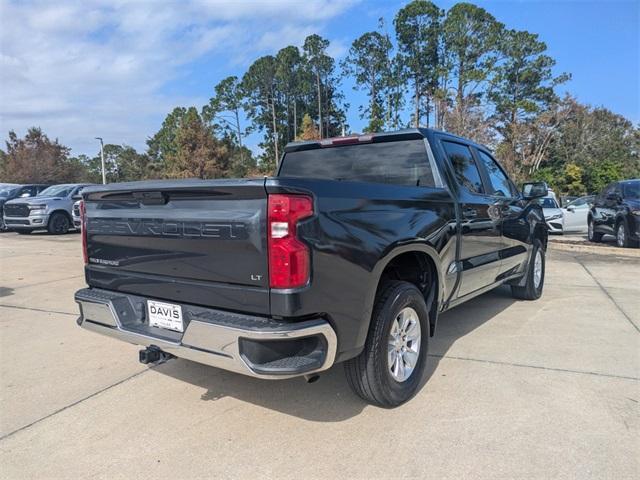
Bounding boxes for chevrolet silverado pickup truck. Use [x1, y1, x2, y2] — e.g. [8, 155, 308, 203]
[75, 129, 549, 407]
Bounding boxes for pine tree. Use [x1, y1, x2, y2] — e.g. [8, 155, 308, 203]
[296, 114, 320, 141]
[169, 108, 229, 179]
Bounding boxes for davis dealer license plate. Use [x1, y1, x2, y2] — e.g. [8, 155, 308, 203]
[147, 300, 184, 332]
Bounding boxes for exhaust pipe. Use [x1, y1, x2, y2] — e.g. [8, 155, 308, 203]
[304, 374, 320, 384]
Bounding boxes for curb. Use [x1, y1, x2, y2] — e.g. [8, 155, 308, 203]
[548, 240, 640, 258]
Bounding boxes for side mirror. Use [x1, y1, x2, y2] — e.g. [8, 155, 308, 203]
[522, 182, 548, 200]
[605, 193, 620, 203]
[567, 206, 575, 213]
[72, 194, 82, 201]
[19, 192, 32, 198]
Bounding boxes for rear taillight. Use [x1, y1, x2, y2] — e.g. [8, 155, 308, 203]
[267, 194, 313, 289]
[80, 200, 88, 264]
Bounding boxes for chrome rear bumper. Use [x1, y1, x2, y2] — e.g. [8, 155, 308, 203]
[75, 288, 337, 379]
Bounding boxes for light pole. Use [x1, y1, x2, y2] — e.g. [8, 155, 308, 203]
[95, 137, 106, 184]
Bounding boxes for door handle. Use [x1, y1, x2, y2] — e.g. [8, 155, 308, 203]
[463, 208, 478, 219]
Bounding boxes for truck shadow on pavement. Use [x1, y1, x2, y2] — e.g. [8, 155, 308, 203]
[154, 286, 516, 422]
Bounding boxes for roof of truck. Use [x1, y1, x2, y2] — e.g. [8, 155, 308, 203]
[284, 128, 490, 153]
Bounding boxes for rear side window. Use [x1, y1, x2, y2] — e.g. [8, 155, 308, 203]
[442, 141, 484, 194]
[567, 197, 588, 207]
[279, 140, 434, 187]
[624, 181, 640, 199]
[475, 150, 515, 197]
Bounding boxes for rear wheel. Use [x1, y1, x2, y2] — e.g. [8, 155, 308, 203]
[344, 281, 430, 408]
[511, 239, 545, 300]
[47, 212, 70, 234]
[588, 219, 603, 242]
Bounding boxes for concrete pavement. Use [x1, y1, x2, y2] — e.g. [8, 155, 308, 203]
[0, 232, 638, 479]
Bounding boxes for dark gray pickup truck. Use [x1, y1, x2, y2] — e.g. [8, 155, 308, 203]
[75, 129, 548, 407]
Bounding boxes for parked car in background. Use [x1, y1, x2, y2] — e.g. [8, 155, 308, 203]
[0, 184, 50, 231]
[72, 200, 82, 229]
[536, 195, 563, 233]
[3, 183, 92, 234]
[588, 179, 640, 248]
[561, 195, 595, 233]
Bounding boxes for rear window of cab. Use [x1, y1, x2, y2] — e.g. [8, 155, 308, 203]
[279, 140, 435, 188]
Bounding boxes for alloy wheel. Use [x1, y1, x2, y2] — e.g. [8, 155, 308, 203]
[533, 250, 543, 289]
[617, 224, 625, 247]
[388, 307, 421, 382]
[53, 215, 69, 233]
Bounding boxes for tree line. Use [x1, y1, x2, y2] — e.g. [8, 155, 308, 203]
[1, 0, 638, 195]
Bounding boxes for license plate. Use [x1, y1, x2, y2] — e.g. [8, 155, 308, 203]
[147, 300, 183, 332]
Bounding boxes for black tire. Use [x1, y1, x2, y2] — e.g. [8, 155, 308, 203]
[344, 281, 430, 408]
[511, 239, 545, 300]
[588, 218, 603, 243]
[47, 212, 70, 234]
[616, 221, 639, 248]
[16, 229, 32, 235]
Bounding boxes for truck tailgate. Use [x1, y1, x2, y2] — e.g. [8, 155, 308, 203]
[83, 179, 269, 315]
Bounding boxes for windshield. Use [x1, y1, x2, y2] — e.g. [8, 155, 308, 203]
[535, 197, 559, 208]
[37, 185, 75, 197]
[0, 187, 18, 197]
[623, 181, 640, 199]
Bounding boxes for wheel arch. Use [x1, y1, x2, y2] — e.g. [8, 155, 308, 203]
[367, 244, 444, 339]
[49, 209, 73, 223]
[533, 222, 548, 250]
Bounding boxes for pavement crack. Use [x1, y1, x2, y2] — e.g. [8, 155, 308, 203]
[573, 256, 640, 333]
[10, 275, 84, 290]
[0, 369, 151, 442]
[0, 304, 77, 317]
[428, 353, 640, 381]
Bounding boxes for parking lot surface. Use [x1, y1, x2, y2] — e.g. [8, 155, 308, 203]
[0, 232, 638, 479]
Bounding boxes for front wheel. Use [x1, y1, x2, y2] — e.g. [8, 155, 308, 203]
[47, 212, 70, 234]
[511, 239, 545, 300]
[616, 221, 639, 248]
[344, 281, 430, 408]
[588, 219, 603, 243]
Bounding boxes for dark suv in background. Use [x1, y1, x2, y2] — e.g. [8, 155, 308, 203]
[0, 184, 50, 231]
[588, 179, 640, 248]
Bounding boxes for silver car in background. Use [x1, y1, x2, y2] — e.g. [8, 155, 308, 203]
[3, 184, 92, 234]
[72, 200, 82, 229]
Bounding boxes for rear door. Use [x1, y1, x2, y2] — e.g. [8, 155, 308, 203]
[438, 138, 503, 298]
[473, 148, 529, 278]
[83, 179, 270, 314]
[563, 197, 590, 232]
[596, 183, 619, 234]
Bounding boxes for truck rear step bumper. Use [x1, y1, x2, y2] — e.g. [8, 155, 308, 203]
[75, 288, 337, 379]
